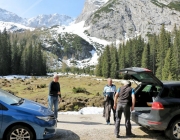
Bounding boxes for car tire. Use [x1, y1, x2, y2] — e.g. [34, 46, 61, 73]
[6, 125, 34, 140]
[170, 119, 180, 140]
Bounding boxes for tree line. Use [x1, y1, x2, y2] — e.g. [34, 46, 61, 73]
[96, 25, 180, 80]
[0, 29, 47, 76]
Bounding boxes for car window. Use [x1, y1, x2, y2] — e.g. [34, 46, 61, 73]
[161, 86, 180, 98]
[142, 85, 152, 92]
[132, 73, 153, 81]
[0, 89, 20, 105]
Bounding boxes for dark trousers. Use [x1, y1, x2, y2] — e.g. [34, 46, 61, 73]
[114, 103, 132, 135]
[104, 98, 116, 122]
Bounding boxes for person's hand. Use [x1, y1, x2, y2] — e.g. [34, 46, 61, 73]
[59, 98, 61, 103]
[113, 104, 117, 110]
[131, 106, 134, 111]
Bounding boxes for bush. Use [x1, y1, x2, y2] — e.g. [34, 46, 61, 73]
[72, 87, 87, 94]
[74, 105, 79, 111]
[40, 84, 46, 88]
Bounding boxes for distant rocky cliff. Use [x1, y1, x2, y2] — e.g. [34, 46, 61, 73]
[76, 0, 108, 23]
[77, 0, 180, 41]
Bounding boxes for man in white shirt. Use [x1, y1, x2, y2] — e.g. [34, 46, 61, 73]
[103, 78, 116, 125]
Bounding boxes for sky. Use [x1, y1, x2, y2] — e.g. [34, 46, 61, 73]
[0, 0, 85, 18]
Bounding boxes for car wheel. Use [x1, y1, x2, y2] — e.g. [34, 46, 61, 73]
[6, 125, 34, 140]
[170, 120, 180, 140]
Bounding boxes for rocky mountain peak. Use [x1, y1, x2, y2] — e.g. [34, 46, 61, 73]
[0, 8, 74, 28]
[26, 14, 74, 28]
[0, 8, 24, 23]
[75, 0, 109, 23]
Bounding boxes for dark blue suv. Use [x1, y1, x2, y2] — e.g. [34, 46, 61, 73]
[0, 88, 56, 140]
[120, 67, 180, 140]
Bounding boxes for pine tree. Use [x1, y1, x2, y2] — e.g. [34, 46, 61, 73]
[133, 36, 144, 67]
[96, 55, 103, 76]
[110, 45, 118, 78]
[141, 43, 150, 69]
[149, 35, 158, 74]
[102, 45, 111, 78]
[11, 40, 19, 74]
[118, 43, 125, 70]
[156, 25, 171, 79]
[172, 25, 180, 80]
[0, 29, 11, 75]
[162, 48, 175, 80]
[20, 47, 28, 74]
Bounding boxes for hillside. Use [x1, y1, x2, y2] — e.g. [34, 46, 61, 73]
[1, 0, 180, 70]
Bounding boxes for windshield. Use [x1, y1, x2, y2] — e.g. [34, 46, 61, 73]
[0, 89, 21, 105]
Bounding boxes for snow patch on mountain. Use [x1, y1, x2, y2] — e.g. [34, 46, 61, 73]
[88, 0, 109, 7]
[26, 14, 74, 28]
[48, 21, 111, 68]
[0, 21, 34, 32]
[56, 21, 111, 46]
[0, 8, 24, 23]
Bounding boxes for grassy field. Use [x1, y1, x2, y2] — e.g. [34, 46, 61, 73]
[0, 75, 133, 111]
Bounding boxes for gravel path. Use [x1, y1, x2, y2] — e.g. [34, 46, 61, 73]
[51, 114, 169, 140]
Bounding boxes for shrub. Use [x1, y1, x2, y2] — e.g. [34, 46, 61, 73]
[72, 87, 87, 94]
[40, 84, 46, 88]
[74, 105, 79, 111]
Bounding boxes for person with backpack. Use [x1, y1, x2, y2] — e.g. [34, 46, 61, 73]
[114, 81, 136, 138]
[103, 78, 116, 125]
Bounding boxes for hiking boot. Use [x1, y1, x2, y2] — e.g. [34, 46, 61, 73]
[126, 133, 136, 137]
[115, 134, 120, 138]
[106, 122, 110, 125]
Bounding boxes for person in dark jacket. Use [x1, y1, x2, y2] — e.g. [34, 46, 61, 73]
[103, 78, 116, 125]
[48, 74, 61, 119]
[114, 81, 136, 138]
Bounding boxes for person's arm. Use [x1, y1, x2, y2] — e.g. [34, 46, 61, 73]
[131, 89, 136, 111]
[103, 86, 106, 97]
[114, 85, 117, 95]
[113, 92, 119, 110]
[113, 88, 120, 110]
[58, 83, 61, 99]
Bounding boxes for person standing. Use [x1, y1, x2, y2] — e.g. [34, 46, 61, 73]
[48, 74, 61, 119]
[114, 81, 136, 138]
[103, 78, 116, 125]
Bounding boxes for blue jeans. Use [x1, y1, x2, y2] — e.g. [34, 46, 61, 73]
[48, 96, 59, 118]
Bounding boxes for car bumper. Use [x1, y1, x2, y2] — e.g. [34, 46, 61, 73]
[131, 111, 167, 130]
[32, 120, 57, 140]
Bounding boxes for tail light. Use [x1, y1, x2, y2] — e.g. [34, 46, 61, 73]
[152, 102, 164, 110]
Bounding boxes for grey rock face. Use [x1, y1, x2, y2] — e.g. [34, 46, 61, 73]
[76, 0, 108, 23]
[83, 0, 180, 41]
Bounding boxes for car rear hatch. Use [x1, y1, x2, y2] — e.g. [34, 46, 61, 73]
[119, 67, 163, 86]
[119, 67, 163, 125]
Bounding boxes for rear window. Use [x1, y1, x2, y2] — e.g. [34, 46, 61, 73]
[161, 86, 180, 98]
[132, 73, 153, 81]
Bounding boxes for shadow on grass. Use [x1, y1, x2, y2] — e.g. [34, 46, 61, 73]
[50, 129, 80, 140]
[58, 121, 102, 125]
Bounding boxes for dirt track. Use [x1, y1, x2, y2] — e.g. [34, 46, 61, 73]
[51, 114, 169, 140]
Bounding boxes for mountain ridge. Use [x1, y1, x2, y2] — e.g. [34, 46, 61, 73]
[0, 8, 74, 28]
